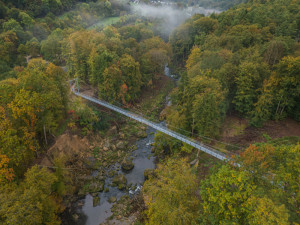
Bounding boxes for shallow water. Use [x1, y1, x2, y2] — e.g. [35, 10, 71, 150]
[77, 126, 156, 225]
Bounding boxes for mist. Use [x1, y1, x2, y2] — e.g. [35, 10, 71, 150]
[131, 3, 221, 38]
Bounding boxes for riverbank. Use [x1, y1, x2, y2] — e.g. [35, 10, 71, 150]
[55, 72, 174, 224]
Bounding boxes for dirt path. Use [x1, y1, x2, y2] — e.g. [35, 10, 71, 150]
[221, 115, 300, 149]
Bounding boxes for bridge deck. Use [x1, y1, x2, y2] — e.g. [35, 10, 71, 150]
[75, 92, 229, 161]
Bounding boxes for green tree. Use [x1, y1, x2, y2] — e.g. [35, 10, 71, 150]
[251, 56, 300, 124]
[200, 165, 255, 224]
[0, 105, 36, 176]
[88, 44, 117, 86]
[238, 143, 300, 223]
[0, 166, 61, 225]
[0, 31, 19, 66]
[18, 11, 34, 29]
[233, 61, 269, 115]
[41, 28, 65, 64]
[272, 56, 300, 120]
[120, 54, 142, 102]
[188, 76, 226, 137]
[99, 64, 123, 102]
[65, 30, 103, 82]
[144, 158, 199, 225]
[25, 38, 40, 57]
[200, 165, 289, 224]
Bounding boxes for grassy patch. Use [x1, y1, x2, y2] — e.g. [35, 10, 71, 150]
[87, 17, 121, 30]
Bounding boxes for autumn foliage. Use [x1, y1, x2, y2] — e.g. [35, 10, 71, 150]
[0, 154, 14, 184]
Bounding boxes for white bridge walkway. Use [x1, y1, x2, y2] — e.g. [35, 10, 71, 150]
[74, 90, 229, 161]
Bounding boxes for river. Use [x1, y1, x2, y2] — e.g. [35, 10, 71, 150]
[69, 61, 180, 225]
[75, 123, 156, 225]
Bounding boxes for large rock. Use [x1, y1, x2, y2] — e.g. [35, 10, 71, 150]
[144, 169, 154, 180]
[137, 130, 147, 138]
[108, 196, 117, 203]
[97, 171, 105, 181]
[108, 170, 117, 178]
[88, 180, 105, 193]
[121, 158, 134, 171]
[72, 214, 79, 222]
[93, 196, 100, 207]
[112, 174, 127, 190]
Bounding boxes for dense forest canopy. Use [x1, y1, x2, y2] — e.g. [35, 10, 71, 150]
[168, 0, 300, 141]
[150, 0, 300, 223]
[0, 0, 129, 80]
[0, 0, 299, 224]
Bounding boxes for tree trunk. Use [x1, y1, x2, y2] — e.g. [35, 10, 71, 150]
[192, 117, 195, 137]
[44, 124, 48, 145]
[275, 95, 282, 115]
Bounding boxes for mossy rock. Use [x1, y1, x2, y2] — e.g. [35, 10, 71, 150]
[108, 196, 117, 203]
[72, 214, 79, 222]
[144, 169, 154, 180]
[121, 158, 134, 171]
[108, 170, 117, 178]
[97, 175, 105, 181]
[88, 180, 105, 193]
[104, 187, 109, 193]
[137, 130, 147, 138]
[112, 174, 127, 190]
[131, 145, 138, 151]
[93, 196, 100, 207]
[90, 192, 98, 197]
[118, 183, 126, 190]
[77, 188, 86, 197]
[131, 184, 137, 191]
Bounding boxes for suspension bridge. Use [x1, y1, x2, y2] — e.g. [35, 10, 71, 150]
[69, 79, 231, 161]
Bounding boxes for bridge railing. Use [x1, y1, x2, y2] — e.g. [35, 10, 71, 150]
[74, 91, 229, 161]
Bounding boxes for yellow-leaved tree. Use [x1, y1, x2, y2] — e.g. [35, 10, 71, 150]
[143, 158, 199, 225]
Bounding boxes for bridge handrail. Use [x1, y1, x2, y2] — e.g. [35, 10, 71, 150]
[74, 92, 229, 161]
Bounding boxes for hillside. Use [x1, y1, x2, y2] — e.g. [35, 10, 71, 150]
[0, 0, 299, 224]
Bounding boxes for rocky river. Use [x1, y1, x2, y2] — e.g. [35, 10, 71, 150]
[75, 126, 156, 225]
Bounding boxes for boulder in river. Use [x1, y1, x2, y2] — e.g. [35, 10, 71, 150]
[108, 170, 117, 178]
[90, 192, 98, 197]
[108, 196, 117, 203]
[136, 130, 147, 138]
[88, 180, 105, 193]
[97, 174, 105, 181]
[93, 196, 100, 207]
[121, 158, 134, 171]
[112, 174, 127, 190]
[72, 214, 79, 222]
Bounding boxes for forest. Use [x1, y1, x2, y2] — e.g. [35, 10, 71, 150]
[0, 0, 299, 224]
